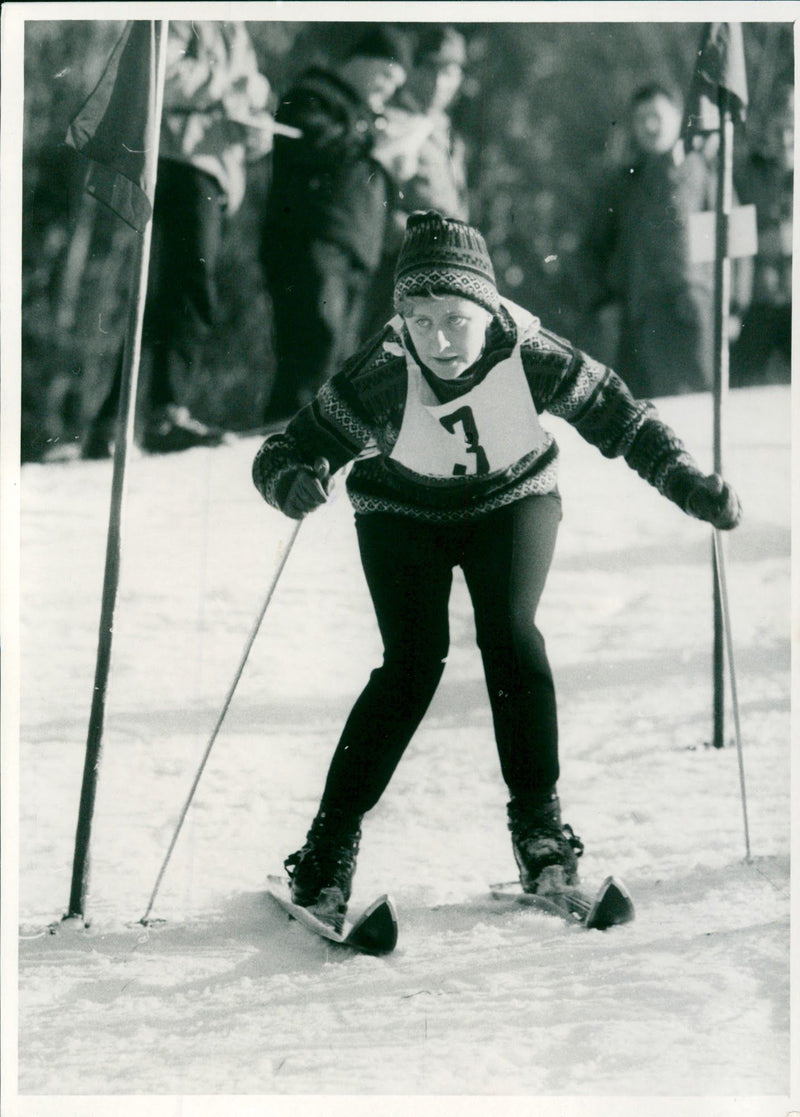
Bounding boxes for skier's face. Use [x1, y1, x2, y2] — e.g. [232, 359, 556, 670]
[403, 295, 493, 379]
[631, 94, 682, 156]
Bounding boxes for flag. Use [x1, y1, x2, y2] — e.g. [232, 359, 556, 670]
[66, 22, 159, 233]
[683, 22, 749, 143]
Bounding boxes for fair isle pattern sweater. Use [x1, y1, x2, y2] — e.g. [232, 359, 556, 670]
[252, 300, 705, 523]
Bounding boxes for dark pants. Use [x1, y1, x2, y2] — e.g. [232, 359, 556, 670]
[358, 249, 398, 344]
[319, 494, 563, 818]
[730, 303, 791, 386]
[96, 160, 224, 424]
[264, 239, 370, 421]
[618, 288, 713, 398]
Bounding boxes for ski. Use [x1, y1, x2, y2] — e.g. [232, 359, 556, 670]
[266, 876, 398, 956]
[490, 874, 635, 930]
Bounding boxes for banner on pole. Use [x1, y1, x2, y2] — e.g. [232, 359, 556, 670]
[683, 22, 749, 142]
[688, 205, 757, 264]
[65, 21, 159, 233]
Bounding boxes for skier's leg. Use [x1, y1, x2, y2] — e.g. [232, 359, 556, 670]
[320, 512, 454, 817]
[461, 493, 582, 892]
[461, 493, 561, 799]
[286, 513, 453, 921]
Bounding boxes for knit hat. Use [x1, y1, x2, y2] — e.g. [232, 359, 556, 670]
[393, 211, 500, 314]
[347, 27, 412, 73]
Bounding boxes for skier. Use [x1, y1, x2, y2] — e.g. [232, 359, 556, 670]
[252, 210, 741, 932]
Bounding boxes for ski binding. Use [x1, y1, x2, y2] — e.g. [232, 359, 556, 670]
[490, 874, 634, 930]
[266, 875, 398, 955]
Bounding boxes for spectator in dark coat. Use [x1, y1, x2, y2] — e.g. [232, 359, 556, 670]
[578, 83, 746, 398]
[261, 28, 410, 424]
[731, 85, 793, 386]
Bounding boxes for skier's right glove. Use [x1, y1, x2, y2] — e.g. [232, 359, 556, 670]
[280, 458, 332, 519]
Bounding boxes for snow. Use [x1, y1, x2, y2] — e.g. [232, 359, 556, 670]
[7, 385, 795, 1115]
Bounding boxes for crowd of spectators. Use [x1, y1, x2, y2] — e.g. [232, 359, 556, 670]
[69, 22, 791, 459]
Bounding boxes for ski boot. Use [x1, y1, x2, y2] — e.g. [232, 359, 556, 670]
[141, 405, 225, 454]
[284, 807, 362, 933]
[508, 792, 584, 896]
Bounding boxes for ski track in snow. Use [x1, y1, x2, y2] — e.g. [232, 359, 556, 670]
[11, 387, 793, 1111]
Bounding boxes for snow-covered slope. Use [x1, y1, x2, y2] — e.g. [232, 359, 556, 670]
[11, 387, 793, 1109]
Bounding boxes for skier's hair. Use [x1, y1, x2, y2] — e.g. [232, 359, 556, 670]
[396, 287, 449, 314]
[395, 287, 495, 320]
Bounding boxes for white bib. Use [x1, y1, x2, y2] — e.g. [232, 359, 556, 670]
[389, 300, 547, 479]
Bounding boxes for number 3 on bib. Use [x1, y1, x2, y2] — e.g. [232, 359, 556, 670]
[439, 406, 490, 476]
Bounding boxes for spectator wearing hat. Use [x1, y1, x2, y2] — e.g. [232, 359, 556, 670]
[260, 28, 411, 425]
[361, 26, 470, 338]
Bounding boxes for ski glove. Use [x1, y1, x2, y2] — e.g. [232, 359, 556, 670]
[281, 458, 332, 519]
[674, 469, 742, 530]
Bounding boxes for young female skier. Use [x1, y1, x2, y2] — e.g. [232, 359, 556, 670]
[253, 211, 741, 931]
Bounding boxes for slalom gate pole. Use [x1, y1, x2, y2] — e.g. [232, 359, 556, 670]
[139, 519, 304, 925]
[712, 527, 751, 862]
[66, 22, 169, 922]
[711, 87, 735, 750]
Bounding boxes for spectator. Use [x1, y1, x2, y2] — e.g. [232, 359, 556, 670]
[361, 25, 470, 337]
[732, 84, 793, 386]
[83, 20, 273, 459]
[260, 28, 410, 425]
[577, 83, 747, 398]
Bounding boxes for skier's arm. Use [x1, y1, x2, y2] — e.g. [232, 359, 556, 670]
[523, 335, 741, 530]
[253, 368, 382, 518]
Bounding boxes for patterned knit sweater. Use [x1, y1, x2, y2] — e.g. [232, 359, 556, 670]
[252, 301, 705, 523]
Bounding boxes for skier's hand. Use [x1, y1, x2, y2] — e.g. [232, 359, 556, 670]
[685, 472, 742, 530]
[281, 458, 332, 519]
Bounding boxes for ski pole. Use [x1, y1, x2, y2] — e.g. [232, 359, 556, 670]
[712, 527, 751, 862]
[140, 519, 303, 924]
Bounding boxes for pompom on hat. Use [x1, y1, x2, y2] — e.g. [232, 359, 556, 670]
[393, 211, 500, 315]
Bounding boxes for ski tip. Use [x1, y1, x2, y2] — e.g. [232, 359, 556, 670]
[266, 879, 398, 956]
[346, 894, 398, 956]
[586, 876, 635, 930]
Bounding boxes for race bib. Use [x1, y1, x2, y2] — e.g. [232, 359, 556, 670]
[390, 304, 546, 478]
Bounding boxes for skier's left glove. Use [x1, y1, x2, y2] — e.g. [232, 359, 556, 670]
[680, 471, 742, 530]
[280, 458, 332, 519]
